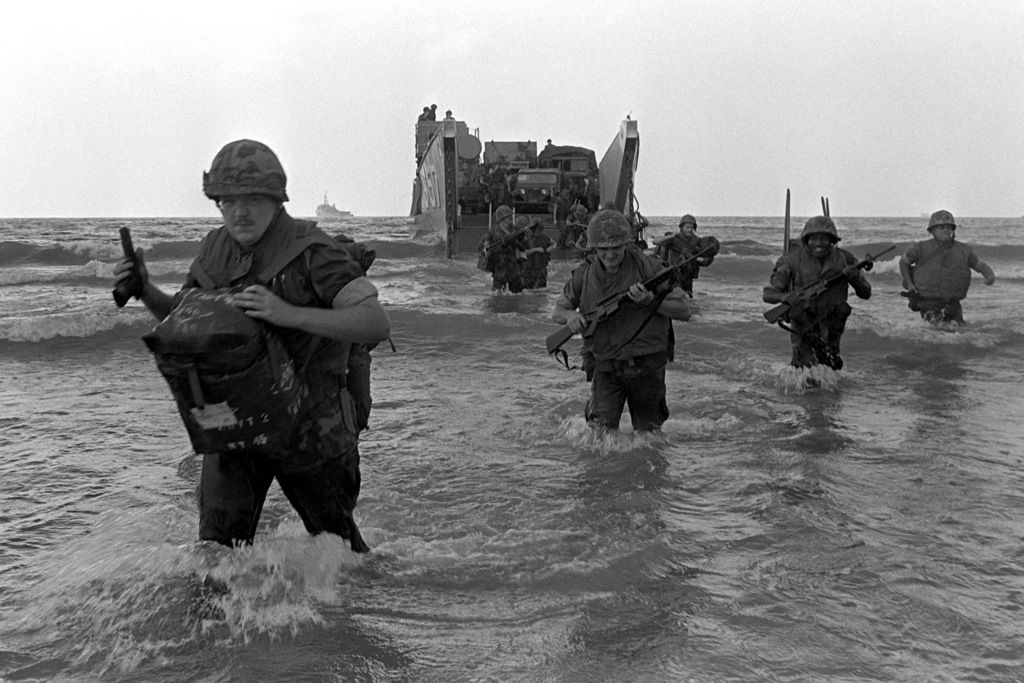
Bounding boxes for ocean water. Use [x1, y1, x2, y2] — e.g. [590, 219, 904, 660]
[1, 214, 1023, 682]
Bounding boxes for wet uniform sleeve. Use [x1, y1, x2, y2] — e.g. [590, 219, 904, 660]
[903, 243, 921, 265]
[306, 241, 364, 307]
[556, 269, 583, 311]
[966, 246, 980, 269]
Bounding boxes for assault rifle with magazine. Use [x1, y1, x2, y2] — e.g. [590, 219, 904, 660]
[763, 245, 895, 324]
[483, 219, 535, 256]
[546, 246, 713, 359]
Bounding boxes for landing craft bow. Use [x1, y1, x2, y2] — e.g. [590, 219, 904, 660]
[598, 119, 639, 214]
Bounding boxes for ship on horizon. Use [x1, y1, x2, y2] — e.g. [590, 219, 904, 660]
[316, 193, 352, 220]
[409, 113, 641, 258]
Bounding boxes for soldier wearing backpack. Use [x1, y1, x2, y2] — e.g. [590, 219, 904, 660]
[113, 139, 390, 553]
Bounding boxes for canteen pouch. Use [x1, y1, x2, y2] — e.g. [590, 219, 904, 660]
[143, 288, 311, 456]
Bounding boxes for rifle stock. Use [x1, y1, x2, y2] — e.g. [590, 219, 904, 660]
[545, 325, 576, 355]
[762, 245, 895, 324]
[546, 245, 712, 357]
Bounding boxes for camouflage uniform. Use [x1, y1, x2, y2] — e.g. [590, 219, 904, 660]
[193, 140, 371, 551]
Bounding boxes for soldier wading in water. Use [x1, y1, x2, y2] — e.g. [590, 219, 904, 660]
[113, 139, 390, 552]
[552, 209, 691, 432]
[762, 215, 872, 371]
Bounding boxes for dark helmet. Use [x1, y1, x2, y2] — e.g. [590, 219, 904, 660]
[928, 209, 956, 231]
[514, 215, 532, 230]
[586, 209, 633, 248]
[573, 204, 588, 217]
[203, 140, 288, 202]
[495, 205, 514, 221]
[800, 215, 840, 244]
[678, 213, 697, 229]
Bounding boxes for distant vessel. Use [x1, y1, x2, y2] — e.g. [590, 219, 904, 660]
[315, 193, 352, 220]
[410, 115, 640, 258]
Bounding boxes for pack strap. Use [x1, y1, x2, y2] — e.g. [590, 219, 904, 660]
[189, 261, 218, 289]
[255, 234, 336, 286]
[254, 230, 337, 373]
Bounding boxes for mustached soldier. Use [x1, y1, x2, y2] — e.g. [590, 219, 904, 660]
[113, 139, 390, 552]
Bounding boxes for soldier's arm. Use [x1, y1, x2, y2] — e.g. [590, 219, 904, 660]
[975, 260, 996, 285]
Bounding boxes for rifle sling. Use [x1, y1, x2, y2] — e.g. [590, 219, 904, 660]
[554, 347, 575, 371]
[608, 286, 673, 357]
[604, 249, 711, 354]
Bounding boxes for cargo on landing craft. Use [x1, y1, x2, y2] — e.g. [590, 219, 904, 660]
[410, 113, 641, 259]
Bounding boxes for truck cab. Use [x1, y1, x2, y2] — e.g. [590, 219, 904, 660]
[511, 168, 560, 214]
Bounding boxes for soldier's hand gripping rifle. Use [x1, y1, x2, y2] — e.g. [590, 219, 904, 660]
[762, 245, 895, 324]
[483, 219, 536, 257]
[546, 246, 713, 360]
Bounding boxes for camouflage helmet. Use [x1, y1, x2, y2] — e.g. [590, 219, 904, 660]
[495, 205, 514, 221]
[800, 215, 840, 243]
[573, 204, 588, 217]
[678, 213, 698, 229]
[586, 209, 633, 248]
[927, 209, 956, 231]
[203, 139, 288, 202]
[514, 215, 532, 230]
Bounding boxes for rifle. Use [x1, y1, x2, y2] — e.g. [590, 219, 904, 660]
[483, 220, 534, 257]
[112, 227, 144, 307]
[762, 245, 895, 324]
[546, 246, 712, 357]
[783, 189, 791, 256]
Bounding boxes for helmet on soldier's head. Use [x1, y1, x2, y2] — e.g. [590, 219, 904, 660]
[573, 204, 588, 217]
[514, 215, 531, 229]
[678, 214, 697, 229]
[800, 215, 840, 244]
[495, 205, 514, 221]
[927, 210, 956, 231]
[586, 209, 633, 248]
[203, 140, 288, 202]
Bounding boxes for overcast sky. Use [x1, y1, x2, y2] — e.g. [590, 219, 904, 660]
[3, 0, 1022, 218]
